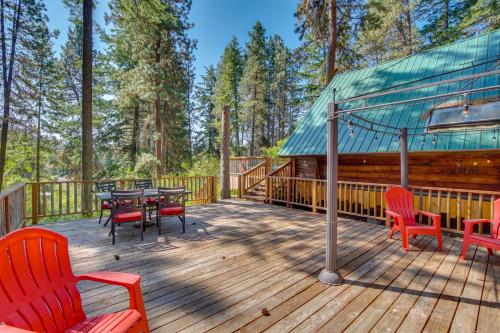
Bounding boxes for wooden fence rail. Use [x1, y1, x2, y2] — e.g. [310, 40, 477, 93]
[0, 183, 26, 236]
[266, 176, 499, 235]
[27, 176, 217, 224]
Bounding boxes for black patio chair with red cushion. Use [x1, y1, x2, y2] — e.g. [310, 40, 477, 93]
[110, 189, 145, 245]
[96, 180, 116, 226]
[134, 178, 156, 220]
[156, 187, 186, 235]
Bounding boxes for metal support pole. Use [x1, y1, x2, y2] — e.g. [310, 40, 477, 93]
[400, 128, 408, 189]
[319, 100, 344, 286]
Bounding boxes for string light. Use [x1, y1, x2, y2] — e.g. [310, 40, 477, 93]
[432, 135, 437, 145]
[462, 93, 469, 119]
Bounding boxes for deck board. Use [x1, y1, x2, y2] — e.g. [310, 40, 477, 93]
[41, 199, 500, 333]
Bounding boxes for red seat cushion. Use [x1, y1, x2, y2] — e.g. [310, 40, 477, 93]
[146, 197, 158, 204]
[159, 206, 184, 216]
[66, 309, 141, 333]
[112, 211, 142, 223]
[101, 201, 111, 209]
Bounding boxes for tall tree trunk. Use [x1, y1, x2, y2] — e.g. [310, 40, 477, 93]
[0, 0, 21, 190]
[154, 38, 163, 178]
[161, 101, 169, 174]
[81, 0, 93, 212]
[326, 0, 337, 83]
[404, 1, 412, 54]
[250, 107, 255, 156]
[131, 103, 139, 168]
[155, 97, 162, 177]
[36, 75, 42, 182]
[220, 105, 231, 199]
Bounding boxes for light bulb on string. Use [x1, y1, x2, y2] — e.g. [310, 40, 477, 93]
[462, 93, 469, 119]
[432, 135, 437, 145]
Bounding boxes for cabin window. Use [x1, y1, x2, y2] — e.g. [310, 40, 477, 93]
[427, 100, 500, 130]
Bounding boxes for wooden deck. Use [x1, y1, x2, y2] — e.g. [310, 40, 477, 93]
[43, 200, 499, 333]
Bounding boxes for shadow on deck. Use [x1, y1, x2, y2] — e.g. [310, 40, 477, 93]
[42, 199, 500, 333]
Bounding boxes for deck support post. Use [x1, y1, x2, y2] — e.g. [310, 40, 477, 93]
[400, 128, 408, 189]
[319, 99, 344, 286]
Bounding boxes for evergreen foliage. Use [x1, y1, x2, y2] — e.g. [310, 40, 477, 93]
[0, 0, 496, 187]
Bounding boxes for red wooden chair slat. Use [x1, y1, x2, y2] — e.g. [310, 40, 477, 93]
[385, 187, 443, 251]
[461, 198, 500, 259]
[0, 228, 149, 333]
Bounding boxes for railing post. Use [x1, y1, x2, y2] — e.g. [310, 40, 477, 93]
[4, 194, 10, 233]
[31, 183, 39, 225]
[211, 176, 217, 203]
[286, 177, 291, 208]
[312, 180, 317, 213]
[238, 175, 242, 199]
[269, 177, 274, 204]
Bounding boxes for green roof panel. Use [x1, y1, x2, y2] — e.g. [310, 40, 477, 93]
[279, 30, 500, 156]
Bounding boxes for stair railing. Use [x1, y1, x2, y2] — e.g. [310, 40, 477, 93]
[238, 160, 270, 198]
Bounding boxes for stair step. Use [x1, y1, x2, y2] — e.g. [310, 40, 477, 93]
[241, 194, 266, 202]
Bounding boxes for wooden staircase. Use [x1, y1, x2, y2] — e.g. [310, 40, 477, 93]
[237, 158, 291, 202]
[241, 182, 266, 201]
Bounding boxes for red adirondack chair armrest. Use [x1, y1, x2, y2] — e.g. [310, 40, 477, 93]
[385, 209, 404, 221]
[0, 324, 36, 332]
[416, 210, 441, 227]
[78, 272, 147, 316]
[463, 219, 490, 235]
[78, 271, 141, 287]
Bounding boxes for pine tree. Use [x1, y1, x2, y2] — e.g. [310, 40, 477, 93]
[294, 0, 365, 103]
[194, 66, 218, 156]
[214, 37, 244, 154]
[240, 21, 268, 155]
[268, 35, 301, 143]
[356, 0, 421, 65]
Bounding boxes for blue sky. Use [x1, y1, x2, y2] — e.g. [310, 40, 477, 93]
[44, 0, 301, 84]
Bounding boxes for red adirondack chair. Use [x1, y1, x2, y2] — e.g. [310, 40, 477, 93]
[0, 228, 149, 333]
[385, 187, 443, 251]
[461, 198, 500, 259]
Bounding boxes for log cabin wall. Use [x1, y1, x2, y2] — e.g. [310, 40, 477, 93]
[291, 150, 500, 192]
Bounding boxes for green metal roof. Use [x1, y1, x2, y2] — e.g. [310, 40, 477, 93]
[279, 30, 500, 156]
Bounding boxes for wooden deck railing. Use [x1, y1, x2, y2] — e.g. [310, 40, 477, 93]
[0, 183, 26, 235]
[27, 176, 217, 224]
[266, 176, 499, 235]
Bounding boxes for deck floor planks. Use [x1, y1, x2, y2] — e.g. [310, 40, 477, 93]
[342, 236, 443, 333]
[39, 199, 499, 333]
[450, 246, 489, 332]
[421, 243, 477, 333]
[187, 224, 394, 332]
[295, 238, 442, 333]
[395, 239, 463, 332]
[314, 236, 441, 332]
[476, 255, 500, 333]
[358, 237, 454, 332]
[148, 221, 389, 331]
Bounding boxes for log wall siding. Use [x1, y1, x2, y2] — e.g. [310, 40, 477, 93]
[292, 150, 500, 192]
